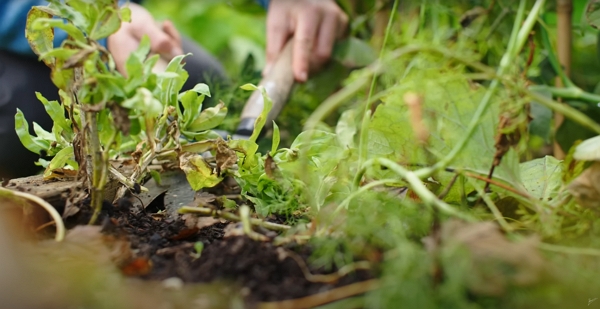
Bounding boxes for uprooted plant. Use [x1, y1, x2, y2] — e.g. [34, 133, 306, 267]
[19, 0, 231, 224]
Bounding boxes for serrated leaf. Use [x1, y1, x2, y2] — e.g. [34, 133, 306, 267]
[520, 156, 563, 202]
[180, 153, 223, 191]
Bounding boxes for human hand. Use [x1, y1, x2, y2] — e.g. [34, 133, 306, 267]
[265, 0, 348, 82]
[107, 3, 183, 74]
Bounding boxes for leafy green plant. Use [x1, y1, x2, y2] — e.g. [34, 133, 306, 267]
[20, 0, 229, 223]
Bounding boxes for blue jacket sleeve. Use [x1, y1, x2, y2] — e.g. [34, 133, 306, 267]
[256, 0, 269, 8]
[0, 0, 126, 57]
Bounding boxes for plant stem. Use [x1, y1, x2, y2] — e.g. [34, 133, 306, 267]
[87, 112, 106, 225]
[524, 89, 600, 134]
[467, 178, 513, 232]
[0, 187, 65, 242]
[357, 0, 400, 169]
[350, 158, 474, 221]
[179, 206, 291, 232]
[529, 85, 600, 104]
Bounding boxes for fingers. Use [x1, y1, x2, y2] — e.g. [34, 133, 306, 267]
[265, 5, 291, 76]
[161, 20, 182, 51]
[292, 9, 322, 82]
[141, 22, 183, 59]
[314, 13, 338, 67]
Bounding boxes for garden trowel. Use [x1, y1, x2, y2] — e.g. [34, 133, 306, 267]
[220, 39, 296, 140]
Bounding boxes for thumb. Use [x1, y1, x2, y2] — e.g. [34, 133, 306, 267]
[138, 23, 183, 59]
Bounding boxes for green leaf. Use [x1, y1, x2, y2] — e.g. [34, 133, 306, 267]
[271, 121, 280, 155]
[178, 83, 211, 127]
[218, 196, 238, 209]
[187, 102, 228, 132]
[122, 88, 163, 118]
[335, 109, 357, 149]
[90, 7, 122, 40]
[43, 146, 75, 179]
[159, 54, 190, 107]
[240, 84, 273, 143]
[15, 109, 47, 155]
[586, 0, 600, 29]
[332, 37, 377, 68]
[26, 7, 55, 67]
[180, 153, 223, 190]
[32, 18, 86, 42]
[520, 156, 563, 202]
[36, 92, 71, 134]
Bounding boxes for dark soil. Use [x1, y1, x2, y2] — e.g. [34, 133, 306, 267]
[82, 197, 372, 305]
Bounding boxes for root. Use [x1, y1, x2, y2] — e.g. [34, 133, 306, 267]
[0, 187, 65, 241]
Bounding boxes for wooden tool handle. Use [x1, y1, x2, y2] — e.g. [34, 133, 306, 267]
[236, 40, 295, 136]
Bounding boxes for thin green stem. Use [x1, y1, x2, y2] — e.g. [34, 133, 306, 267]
[351, 158, 474, 221]
[529, 85, 600, 104]
[524, 89, 600, 134]
[358, 0, 400, 169]
[467, 178, 513, 232]
[537, 242, 600, 256]
[87, 112, 106, 225]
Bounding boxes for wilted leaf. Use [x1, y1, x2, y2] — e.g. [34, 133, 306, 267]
[26, 7, 55, 67]
[215, 139, 237, 175]
[179, 153, 223, 191]
[568, 162, 600, 208]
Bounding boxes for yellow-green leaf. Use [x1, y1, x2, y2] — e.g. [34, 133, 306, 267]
[179, 153, 223, 191]
[26, 7, 55, 67]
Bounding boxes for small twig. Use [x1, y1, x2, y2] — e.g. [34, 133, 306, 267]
[179, 206, 291, 232]
[463, 171, 530, 199]
[437, 174, 459, 200]
[258, 279, 380, 309]
[0, 187, 65, 241]
[281, 248, 371, 283]
[35, 220, 56, 232]
[537, 242, 600, 257]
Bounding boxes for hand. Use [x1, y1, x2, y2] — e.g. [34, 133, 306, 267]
[265, 0, 348, 82]
[107, 3, 183, 74]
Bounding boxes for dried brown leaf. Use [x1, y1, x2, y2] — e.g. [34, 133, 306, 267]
[568, 161, 600, 208]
